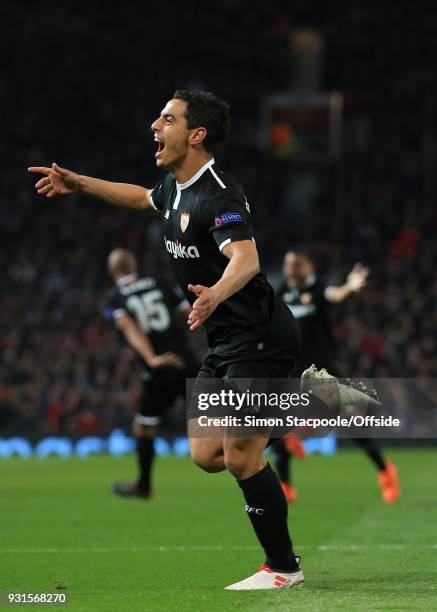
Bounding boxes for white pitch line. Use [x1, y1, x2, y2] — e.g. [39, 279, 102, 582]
[0, 544, 436, 554]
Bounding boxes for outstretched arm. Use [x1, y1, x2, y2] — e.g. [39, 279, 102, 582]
[28, 162, 154, 211]
[325, 263, 369, 303]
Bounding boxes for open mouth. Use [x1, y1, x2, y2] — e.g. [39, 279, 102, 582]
[155, 139, 165, 158]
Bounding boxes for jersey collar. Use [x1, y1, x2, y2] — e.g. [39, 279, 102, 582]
[176, 158, 215, 191]
[302, 273, 317, 288]
[116, 273, 137, 287]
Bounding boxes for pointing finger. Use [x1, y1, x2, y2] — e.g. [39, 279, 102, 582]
[28, 166, 52, 175]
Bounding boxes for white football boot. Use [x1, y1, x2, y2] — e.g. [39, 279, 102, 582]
[225, 562, 304, 590]
[300, 364, 381, 413]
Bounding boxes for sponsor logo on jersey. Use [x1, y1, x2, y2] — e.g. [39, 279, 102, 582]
[164, 237, 200, 259]
[215, 212, 244, 226]
[180, 212, 190, 232]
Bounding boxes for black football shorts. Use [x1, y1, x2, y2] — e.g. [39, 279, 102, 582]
[135, 364, 199, 426]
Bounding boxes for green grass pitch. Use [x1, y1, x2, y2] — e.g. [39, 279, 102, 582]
[1, 448, 436, 611]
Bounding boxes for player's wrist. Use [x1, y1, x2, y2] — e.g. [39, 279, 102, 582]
[209, 283, 226, 305]
[76, 174, 85, 193]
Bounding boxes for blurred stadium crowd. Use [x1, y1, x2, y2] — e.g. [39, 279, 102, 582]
[1, 2, 436, 438]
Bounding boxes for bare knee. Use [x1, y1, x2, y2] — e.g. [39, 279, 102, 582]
[224, 447, 248, 479]
[190, 439, 225, 473]
[191, 450, 220, 472]
[224, 445, 266, 480]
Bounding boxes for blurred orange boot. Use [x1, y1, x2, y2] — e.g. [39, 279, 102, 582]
[283, 434, 307, 458]
[378, 461, 401, 504]
[281, 482, 299, 503]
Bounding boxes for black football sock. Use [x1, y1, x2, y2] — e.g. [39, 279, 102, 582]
[238, 463, 299, 572]
[136, 437, 155, 492]
[272, 440, 292, 484]
[354, 438, 386, 471]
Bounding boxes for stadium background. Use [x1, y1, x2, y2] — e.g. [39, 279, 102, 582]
[2, 1, 436, 444]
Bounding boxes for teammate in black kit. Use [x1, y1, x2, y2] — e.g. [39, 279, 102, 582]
[274, 249, 401, 504]
[104, 247, 197, 499]
[29, 90, 304, 590]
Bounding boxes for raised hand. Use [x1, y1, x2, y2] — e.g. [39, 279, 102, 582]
[346, 263, 369, 292]
[28, 162, 80, 198]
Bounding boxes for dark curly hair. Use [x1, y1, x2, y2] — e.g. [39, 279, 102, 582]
[173, 90, 230, 154]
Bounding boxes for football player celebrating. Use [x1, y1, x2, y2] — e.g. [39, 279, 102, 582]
[277, 249, 401, 504]
[30, 91, 372, 589]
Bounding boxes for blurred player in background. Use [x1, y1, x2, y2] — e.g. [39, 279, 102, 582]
[274, 249, 401, 504]
[104, 248, 198, 499]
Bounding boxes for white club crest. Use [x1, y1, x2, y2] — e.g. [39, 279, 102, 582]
[180, 212, 190, 233]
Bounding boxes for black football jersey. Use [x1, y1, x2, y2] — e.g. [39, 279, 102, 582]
[104, 274, 194, 363]
[150, 159, 299, 358]
[277, 275, 335, 368]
